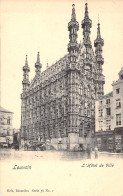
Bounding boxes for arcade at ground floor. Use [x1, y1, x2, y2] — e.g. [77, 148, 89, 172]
[21, 133, 95, 151]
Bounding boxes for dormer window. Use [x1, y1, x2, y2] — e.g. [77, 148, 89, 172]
[119, 68, 123, 80]
[7, 118, 10, 125]
[116, 88, 120, 94]
[106, 99, 110, 104]
[120, 74, 123, 80]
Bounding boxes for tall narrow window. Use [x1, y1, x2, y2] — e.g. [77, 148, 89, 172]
[99, 109, 103, 117]
[116, 99, 121, 108]
[99, 121, 103, 130]
[106, 120, 111, 130]
[79, 84, 83, 95]
[116, 114, 121, 126]
[7, 118, 10, 125]
[106, 108, 111, 116]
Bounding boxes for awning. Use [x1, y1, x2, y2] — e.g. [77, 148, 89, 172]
[114, 127, 123, 132]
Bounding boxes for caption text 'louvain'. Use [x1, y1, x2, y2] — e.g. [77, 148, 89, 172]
[12, 165, 31, 170]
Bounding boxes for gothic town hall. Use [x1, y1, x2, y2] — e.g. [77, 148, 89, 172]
[21, 3, 105, 150]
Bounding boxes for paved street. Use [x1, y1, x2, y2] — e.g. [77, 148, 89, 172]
[0, 149, 123, 161]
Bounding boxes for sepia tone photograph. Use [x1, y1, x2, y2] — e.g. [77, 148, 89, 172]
[0, 0, 123, 195]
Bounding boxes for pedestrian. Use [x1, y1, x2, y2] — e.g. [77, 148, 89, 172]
[17, 143, 19, 151]
[86, 144, 91, 159]
[94, 146, 98, 159]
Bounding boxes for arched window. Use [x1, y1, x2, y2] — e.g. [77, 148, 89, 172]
[79, 122, 83, 137]
[79, 84, 83, 95]
[87, 87, 90, 97]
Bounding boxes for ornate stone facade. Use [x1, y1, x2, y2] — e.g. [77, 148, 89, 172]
[20, 3, 105, 150]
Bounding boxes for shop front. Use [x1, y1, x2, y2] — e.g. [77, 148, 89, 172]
[95, 131, 115, 152]
[114, 127, 123, 153]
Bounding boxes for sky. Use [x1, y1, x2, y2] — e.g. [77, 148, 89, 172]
[0, 0, 123, 128]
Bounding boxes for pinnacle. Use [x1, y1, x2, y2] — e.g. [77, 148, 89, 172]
[37, 52, 40, 63]
[85, 2, 89, 18]
[25, 55, 28, 66]
[97, 22, 101, 39]
[71, 3, 76, 20]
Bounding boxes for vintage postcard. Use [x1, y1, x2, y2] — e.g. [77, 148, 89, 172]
[0, 0, 123, 196]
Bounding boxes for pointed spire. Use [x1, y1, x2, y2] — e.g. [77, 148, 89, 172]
[23, 54, 30, 71]
[94, 18, 104, 87]
[96, 15, 101, 39]
[35, 52, 42, 75]
[25, 55, 28, 66]
[85, 3, 89, 18]
[94, 17, 104, 47]
[71, 4, 76, 20]
[81, 2, 92, 43]
[22, 54, 30, 91]
[36, 51, 40, 63]
[68, 3, 79, 63]
[46, 59, 49, 69]
[97, 23, 101, 39]
[98, 14, 99, 23]
[35, 52, 41, 67]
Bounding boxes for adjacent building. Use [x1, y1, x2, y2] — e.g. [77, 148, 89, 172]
[0, 106, 13, 145]
[13, 130, 20, 144]
[95, 68, 123, 152]
[21, 3, 105, 150]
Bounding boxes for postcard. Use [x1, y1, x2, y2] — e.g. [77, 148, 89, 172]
[0, 0, 123, 196]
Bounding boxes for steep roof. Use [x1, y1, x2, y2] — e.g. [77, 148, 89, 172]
[104, 91, 113, 98]
[29, 55, 68, 89]
[29, 40, 98, 89]
[0, 106, 13, 113]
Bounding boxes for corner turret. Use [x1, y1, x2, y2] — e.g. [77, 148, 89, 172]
[22, 55, 30, 91]
[94, 20, 105, 96]
[68, 4, 79, 64]
[35, 52, 42, 76]
[81, 3, 92, 46]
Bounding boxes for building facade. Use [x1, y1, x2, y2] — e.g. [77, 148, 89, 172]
[0, 106, 13, 145]
[21, 3, 105, 150]
[95, 68, 123, 152]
